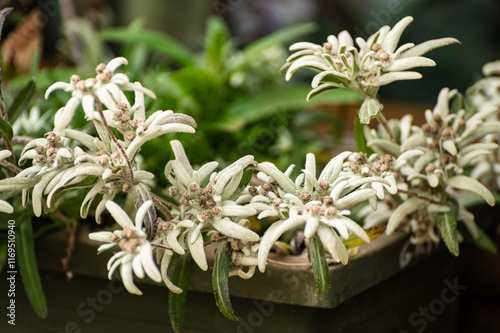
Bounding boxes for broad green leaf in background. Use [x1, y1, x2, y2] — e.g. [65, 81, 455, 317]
[213, 240, 238, 321]
[224, 22, 317, 78]
[17, 219, 47, 317]
[309, 235, 331, 295]
[227, 86, 361, 125]
[169, 254, 193, 333]
[204, 16, 233, 73]
[100, 26, 195, 67]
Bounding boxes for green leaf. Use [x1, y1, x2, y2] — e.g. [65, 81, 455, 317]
[169, 254, 193, 333]
[224, 22, 317, 77]
[228, 86, 361, 124]
[450, 92, 465, 115]
[17, 220, 47, 317]
[467, 227, 497, 254]
[213, 240, 238, 321]
[436, 200, 459, 256]
[100, 27, 195, 67]
[7, 78, 36, 124]
[0, 116, 13, 141]
[309, 235, 331, 295]
[354, 115, 374, 155]
[204, 16, 232, 73]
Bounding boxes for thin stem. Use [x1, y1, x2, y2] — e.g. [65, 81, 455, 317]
[0, 159, 21, 174]
[152, 193, 180, 211]
[376, 112, 395, 142]
[94, 100, 135, 183]
[152, 195, 173, 221]
[397, 189, 444, 206]
[0, 136, 34, 145]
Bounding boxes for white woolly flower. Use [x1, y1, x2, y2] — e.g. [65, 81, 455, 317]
[46, 57, 156, 132]
[89, 200, 161, 295]
[282, 16, 459, 123]
[255, 152, 393, 272]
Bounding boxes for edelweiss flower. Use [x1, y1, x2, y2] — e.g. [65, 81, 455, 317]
[89, 200, 161, 295]
[282, 16, 459, 123]
[46, 57, 156, 131]
[163, 140, 259, 272]
[254, 152, 395, 272]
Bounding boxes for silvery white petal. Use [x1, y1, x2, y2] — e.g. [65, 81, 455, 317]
[55, 96, 81, 131]
[211, 218, 259, 242]
[96, 88, 117, 111]
[89, 231, 114, 242]
[221, 205, 256, 217]
[335, 188, 377, 210]
[167, 228, 185, 255]
[188, 228, 208, 271]
[386, 197, 423, 235]
[304, 217, 319, 238]
[135, 200, 153, 231]
[447, 176, 495, 206]
[132, 254, 145, 279]
[121, 259, 143, 295]
[0, 200, 13, 214]
[371, 71, 422, 86]
[82, 94, 95, 119]
[386, 57, 435, 72]
[382, 16, 413, 53]
[340, 217, 370, 243]
[45, 81, 72, 99]
[400, 37, 460, 58]
[140, 242, 162, 283]
[106, 57, 128, 72]
[105, 200, 135, 229]
[258, 162, 296, 193]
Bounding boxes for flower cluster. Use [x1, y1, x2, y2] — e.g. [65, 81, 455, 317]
[282, 16, 459, 123]
[361, 88, 498, 253]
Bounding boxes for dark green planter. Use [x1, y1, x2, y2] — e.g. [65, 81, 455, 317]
[1, 227, 464, 333]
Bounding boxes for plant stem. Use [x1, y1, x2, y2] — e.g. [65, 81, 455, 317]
[152, 195, 173, 221]
[152, 193, 180, 211]
[376, 111, 395, 142]
[0, 159, 21, 174]
[94, 100, 135, 183]
[397, 189, 444, 206]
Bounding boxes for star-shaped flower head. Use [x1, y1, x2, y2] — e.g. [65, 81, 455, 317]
[89, 200, 161, 295]
[253, 152, 398, 272]
[282, 16, 459, 124]
[46, 57, 156, 132]
[163, 140, 259, 274]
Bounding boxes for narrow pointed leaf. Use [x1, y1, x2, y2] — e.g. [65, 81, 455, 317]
[436, 200, 459, 256]
[309, 236, 331, 295]
[169, 254, 193, 333]
[17, 220, 47, 317]
[447, 176, 495, 206]
[213, 240, 238, 321]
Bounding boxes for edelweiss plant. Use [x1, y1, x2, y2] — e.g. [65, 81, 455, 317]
[0, 13, 498, 331]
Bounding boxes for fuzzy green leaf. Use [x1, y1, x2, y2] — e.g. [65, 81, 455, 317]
[354, 115, 374, 155]
[213, 240, 238, 321]
[309, 235, 331, 295]
[436, 200, 459, 256]
[17, 220, 47, 317]
[0, 116, 13, 141]
[447, 176, 495, 206]
[0, 176, 41, 191]
[169, 254, 193, 333]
